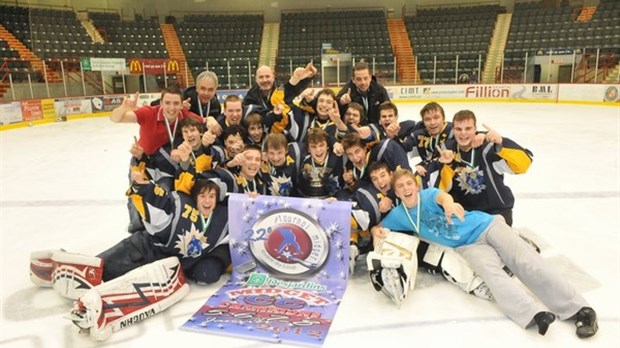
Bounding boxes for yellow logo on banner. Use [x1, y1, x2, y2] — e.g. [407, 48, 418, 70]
[129, 60, 142, 74]
[167, 59, 180, 73]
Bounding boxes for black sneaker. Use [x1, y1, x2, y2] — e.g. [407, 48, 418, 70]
[533, 311, 556, 336]
[572, 307, 599, 338]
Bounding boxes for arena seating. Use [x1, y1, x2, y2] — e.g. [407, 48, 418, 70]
[405, 5, 505, 84]
[504, 0, 619, 77]
[90, 12, 168, 59]
[278, 9, 393, 84]
[175, 14, 263, 89]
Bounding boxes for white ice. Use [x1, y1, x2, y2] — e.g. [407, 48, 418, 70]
[1, 102, 619, 348]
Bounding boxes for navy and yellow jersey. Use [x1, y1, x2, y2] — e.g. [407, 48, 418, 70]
[374, 120, 419, 144]
[402, 122, 454, 163]
[187, 144, 225, 174]
[261, 142, 304, 197]
[350, 183, 395, 232]
[130, 142, 179, 192]
[370, 138, 412, 172]
[127, 182, 229, 272]
[297, 152, 346, 198]
[176, 166, 267, 201]
[431, 138, 533, 212]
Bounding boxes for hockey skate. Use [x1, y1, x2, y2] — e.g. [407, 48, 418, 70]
[367, 231, 419, 306]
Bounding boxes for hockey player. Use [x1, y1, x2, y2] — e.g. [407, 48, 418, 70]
[430, 110, 533, 226]
[178, 144, 267, 198]
[28, 176, 231, 340]
[372, 168, 598, 338]
[341, 132, 411, 192]
[363, 163, 491, 301]
[297, 128, 345, 198]
[401, 101, 453, 183]
[261, 133, 303, 197]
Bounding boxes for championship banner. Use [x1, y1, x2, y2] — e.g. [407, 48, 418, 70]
[128, 59, 180, 74]
[181, 194, 352, 346]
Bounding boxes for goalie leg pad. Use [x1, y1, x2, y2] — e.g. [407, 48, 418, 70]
[438, 248, 492, 301]
[69, 256, 189, 341]
[51, 251, 103, 299]
[366, 232, 419, 305]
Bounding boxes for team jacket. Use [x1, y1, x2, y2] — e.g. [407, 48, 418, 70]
[343, 137, 412, 191]
[335, 76, 390, 125]
[260, 142, 304, 197]
[402, 122, 454, 163]
[429, 138, 533, 212]
[128, 182, 229, 272]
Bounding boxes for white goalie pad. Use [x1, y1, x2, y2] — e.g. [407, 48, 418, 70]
[51, 251, 103, 300]
[68, 256, 189, 341]
[423, 244, 492, 301]
[366, 232, 419, 306]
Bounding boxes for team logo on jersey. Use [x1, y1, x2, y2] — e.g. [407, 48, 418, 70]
[246, 209, 328, 278]
[455, 166, 486, 194]
[175, 224, 209, 258]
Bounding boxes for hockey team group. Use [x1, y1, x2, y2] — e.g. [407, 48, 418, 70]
[28, 62, 599, 341]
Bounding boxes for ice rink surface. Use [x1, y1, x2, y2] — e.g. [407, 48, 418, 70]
[1, 101, 619, 348]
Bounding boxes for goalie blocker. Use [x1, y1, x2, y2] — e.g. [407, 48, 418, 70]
[69, 256, 189, 341]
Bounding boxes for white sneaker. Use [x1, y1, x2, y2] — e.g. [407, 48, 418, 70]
[349, 244, 359, 275]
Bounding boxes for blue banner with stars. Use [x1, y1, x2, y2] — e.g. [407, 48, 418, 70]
[181, 194, 352, 346]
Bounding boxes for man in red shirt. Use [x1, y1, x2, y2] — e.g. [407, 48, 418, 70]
[111, 86, 203, 233]
[110, 86, 203, 155]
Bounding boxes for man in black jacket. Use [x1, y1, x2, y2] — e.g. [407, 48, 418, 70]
[336, 61, 390, 125]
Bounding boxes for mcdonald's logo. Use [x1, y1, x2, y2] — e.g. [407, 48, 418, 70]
[167, 59, 180, 73]
[129, 59, 142, 74]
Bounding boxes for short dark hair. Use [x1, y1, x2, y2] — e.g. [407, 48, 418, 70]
[378, 101, 398, 116]
[161, 85, 183, 100]
[420, 102, 445, 120]
[353, 61, 371, 75]
[179, 117, 204, 133]
[223, 124, 247, 141]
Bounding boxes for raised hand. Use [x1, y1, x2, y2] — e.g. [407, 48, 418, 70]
[436, 145, 455, 164]
[300, 88, 315, 103]
[177, 141, 193, 163]
[130, 169, 149, 184]
[129, 136, 144, 159]
[182, 97, 192, 110]
[340, 88, 352, 105]
[202, 128, 216, 147]
[205, 116, 222, 136]
[385, 122, 400, 139]
[483, 123, 503, 145]
[122, 92, 140, 110]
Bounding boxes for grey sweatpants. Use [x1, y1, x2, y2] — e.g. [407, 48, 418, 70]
[455, 216, 588, 328]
